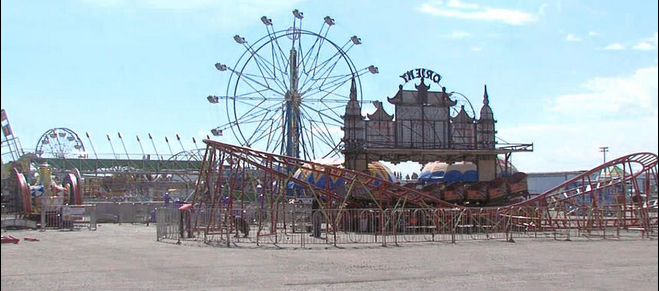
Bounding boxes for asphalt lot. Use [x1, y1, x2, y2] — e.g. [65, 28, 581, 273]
[2, 224, 657, 291]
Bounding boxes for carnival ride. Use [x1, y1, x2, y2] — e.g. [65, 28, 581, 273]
[288, 159, 398, 193]
[179, 138, 657, 246]
[6, 163, 82, 220]
[415, 159, 529, 206]
[1, 9, 656, 242]
[1, 124, 205, 220]
[174, 10, 657, 243]
[35, 127, 86, 159]
[515, 152, 658, 223]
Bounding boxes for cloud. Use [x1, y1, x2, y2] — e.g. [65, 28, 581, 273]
[417, 1, 538, 25]
[499, 115, 658, 172]
[142, 0, 219, 9]
[646, 32, 659, 45]
[602, 43, 625, 50]
[633, 32, 658, 50]
[444, 31, 473, 38]
[471, 47, 482, 51]
[565, 34, 581, 42]
[78, 0, 127, 7]
[446, 0, 479, 9]
[633, 42, 657, 50]
[539, 3, 548, 16]
[601, 33, 657, 51]
[547, 66, 658, 119]
[501, 66, 658, 172]
[588, 31, 600, 37]
[80, 0, 303, 10]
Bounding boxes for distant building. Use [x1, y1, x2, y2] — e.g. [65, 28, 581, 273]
[527, 170, 657, 197]
[526, 171, 586, 195]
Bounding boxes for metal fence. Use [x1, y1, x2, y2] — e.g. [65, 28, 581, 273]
[93, 202, 162, 224]
[38, 201, 98, 231]
[156, 202, 658, 248]
[2, 200, 166, 230]
[1, 196, 98, 231]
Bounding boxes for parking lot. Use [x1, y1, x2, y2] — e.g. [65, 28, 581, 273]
[2, 224, 657, 290]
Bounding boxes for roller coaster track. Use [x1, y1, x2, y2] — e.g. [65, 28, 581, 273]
[505, 152, 658, 236]
[187, 141, 657, 242]
[194, 140, 657, 211]
[517, 152, 657, 208]
[191, 140, 461, 210]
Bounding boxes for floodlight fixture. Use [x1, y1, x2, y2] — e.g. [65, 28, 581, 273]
[215, 63, 227, 71]
[261, 16, 272, 26]
[211, 128, 223, 136]
[233, 35, 246, 44]
[293, 9, 304, 19]
[207, 95, 219, 104]
[324, 16, 335, 26]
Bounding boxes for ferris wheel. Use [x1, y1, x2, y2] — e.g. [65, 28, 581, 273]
[35, 128, 86, 159]
[448, 91, 476, 119]
[209, 9, 378, 160]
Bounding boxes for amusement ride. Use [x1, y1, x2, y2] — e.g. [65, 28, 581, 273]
[1, 10, 656, 245]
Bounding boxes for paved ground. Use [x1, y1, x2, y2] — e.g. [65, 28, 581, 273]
[2, 224, 657, 290]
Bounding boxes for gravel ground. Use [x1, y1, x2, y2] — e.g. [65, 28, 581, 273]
[2, 224, 657, 291]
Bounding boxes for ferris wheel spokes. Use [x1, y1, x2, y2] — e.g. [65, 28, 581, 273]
[220, 61, 288, 96]
[297, 107, 343, 155]
[299, 63, 376, 101]
[242, 44, 291, 93]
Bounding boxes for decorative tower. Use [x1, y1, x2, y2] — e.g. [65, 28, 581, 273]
[450, 105, 476, 149]
[415, 77, 429, 105]
[342, 78, 368, 172]
[477, 85, 496, 149]
[476, 85, 497, 181]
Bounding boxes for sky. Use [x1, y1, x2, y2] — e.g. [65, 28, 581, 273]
[1, 0, 657, 175]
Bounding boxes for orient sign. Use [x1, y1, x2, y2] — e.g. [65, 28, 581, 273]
[400, 68, 442, 84]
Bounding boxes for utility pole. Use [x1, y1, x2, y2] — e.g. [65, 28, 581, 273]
[599, 146, 609, 164]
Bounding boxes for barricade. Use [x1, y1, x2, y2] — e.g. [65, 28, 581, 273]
[155, 203, 658, 248]
[156, 207, 182, 242]
[94, 202, 162, 224]
[38, 197, 97, 231]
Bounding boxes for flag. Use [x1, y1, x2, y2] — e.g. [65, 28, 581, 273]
[2, 124, 12, 136]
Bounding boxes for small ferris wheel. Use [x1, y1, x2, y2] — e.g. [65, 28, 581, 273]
[35, 128, 86, 159]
